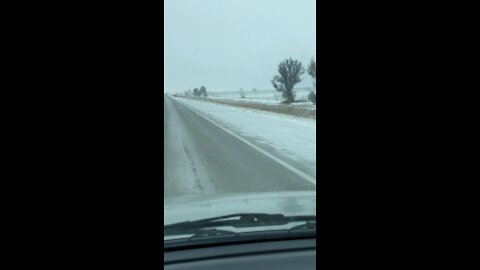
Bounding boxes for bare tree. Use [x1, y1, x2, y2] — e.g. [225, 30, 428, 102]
[308, 58, 316, 87]
[271, 58, 305, 103]
[199, 86, 208, 97]
[308, 91, 316, 105]
[239, 88, 246, 99]
[307, 58, 316, 105]
[193, 88, 200, 96]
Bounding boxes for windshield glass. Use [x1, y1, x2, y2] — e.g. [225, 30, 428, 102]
[164, 0, 316, 247]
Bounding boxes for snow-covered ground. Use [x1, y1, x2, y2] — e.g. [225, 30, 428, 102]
[208, 96, 280, 104]
[208, 96, 315, 108]
[208, 88, 315, 105]
[174, 97, 316, 178]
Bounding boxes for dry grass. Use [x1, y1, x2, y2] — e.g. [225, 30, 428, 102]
[183, 96, 316, 119]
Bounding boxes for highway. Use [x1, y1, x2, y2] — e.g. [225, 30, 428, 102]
[163, 96, 316, 199]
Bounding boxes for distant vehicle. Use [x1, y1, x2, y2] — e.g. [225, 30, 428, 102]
[173, 92, 178, 97]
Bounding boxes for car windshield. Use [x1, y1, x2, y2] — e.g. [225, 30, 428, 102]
[164, 0, 316, 248]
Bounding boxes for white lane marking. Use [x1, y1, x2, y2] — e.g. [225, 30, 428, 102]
[171, 97, 316, 186]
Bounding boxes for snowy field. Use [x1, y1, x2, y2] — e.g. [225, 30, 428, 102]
[208, 88, 315, 105]
[174, 97, 316, 178]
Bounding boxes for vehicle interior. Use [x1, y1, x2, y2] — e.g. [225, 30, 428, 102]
[164, 0, 316, 268]
[165, 238, 316, 270]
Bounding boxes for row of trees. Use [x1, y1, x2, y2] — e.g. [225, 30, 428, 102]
[272, 57, 316, 104]
[178, 57, 316, 105]
[184, 86, 208, 97]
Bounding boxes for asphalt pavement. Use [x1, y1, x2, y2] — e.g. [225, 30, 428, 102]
[164, 96, 316, 199]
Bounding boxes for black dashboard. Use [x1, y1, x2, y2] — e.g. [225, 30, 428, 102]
[164, 238, 316, 270]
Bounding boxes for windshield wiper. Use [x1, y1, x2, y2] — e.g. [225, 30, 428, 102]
[164, 213, 316, 237]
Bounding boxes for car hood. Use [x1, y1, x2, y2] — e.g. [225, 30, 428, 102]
[164, 191, 316, 226]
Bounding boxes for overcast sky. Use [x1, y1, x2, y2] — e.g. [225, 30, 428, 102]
[164, 0, 316, 93]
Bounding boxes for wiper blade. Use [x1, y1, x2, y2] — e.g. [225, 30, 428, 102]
[164, 213, 315, 236]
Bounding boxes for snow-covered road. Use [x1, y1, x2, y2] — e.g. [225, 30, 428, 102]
[164, 96, 316, 199]
[175, 98, 316, 177]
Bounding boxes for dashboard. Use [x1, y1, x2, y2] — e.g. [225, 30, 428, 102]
[164, 238, 316, 270]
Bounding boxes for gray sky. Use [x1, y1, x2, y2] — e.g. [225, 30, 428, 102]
[164, 0, 316, 93]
